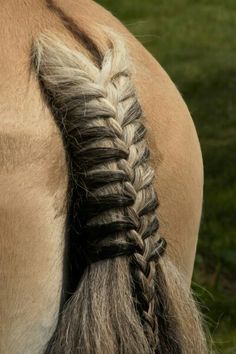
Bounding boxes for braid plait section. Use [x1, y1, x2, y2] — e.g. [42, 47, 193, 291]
[33, 33, 167, 351]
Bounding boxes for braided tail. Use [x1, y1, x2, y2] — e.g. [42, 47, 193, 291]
[32, 31, 208, 354]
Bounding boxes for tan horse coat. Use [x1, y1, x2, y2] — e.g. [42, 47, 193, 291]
[0, 1, 203, 353]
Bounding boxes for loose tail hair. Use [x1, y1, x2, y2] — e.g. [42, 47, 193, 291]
[32, 30, 209, 354]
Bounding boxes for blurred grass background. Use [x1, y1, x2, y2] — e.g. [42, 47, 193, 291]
[97, 1, 236, 352]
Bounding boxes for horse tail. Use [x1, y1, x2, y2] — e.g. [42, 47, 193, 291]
[32, 29, 208, 354]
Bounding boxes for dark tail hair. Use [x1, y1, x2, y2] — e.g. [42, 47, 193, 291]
[32, 29, 209, 354]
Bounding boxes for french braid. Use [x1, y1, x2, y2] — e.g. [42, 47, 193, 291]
[32, 30, 209, 354]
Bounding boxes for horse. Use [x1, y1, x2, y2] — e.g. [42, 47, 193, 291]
[0, 1, 207, 353]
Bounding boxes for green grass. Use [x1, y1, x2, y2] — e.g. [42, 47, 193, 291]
[98, 1, 236, 351]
